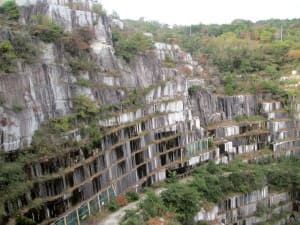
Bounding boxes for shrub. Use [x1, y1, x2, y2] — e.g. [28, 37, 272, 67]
[147, 217, 164, 225]
[169, 221, 182, 225]
[191, 175, 223, 203]
[166, 170, 177, 184]
[255, 201, 269, 217]
[113, 30, 154, 62]
[48, 116, 70, 133]
[206, 160, 220, 174]
[226, 169, 264, 193]
[163, 55, 175, 68]
[1, 0, 19, 20]
[139, 191, 166, 220]
[12, 33, 39, 63]
[120, 210, 141, 225]
[73, 95, 98, 120]
[61, 27, 94, 56]
[260, 80, 285, 95]
[120, 217, 140, 225]
[287, 49, 300, 59]
[223, 74, 236, 95]
[0, 40, 16, 73]
[76, 78, 91, 87]
[107, 198, 119, 212]
[0, 159, 24, 191]
[0, 95, 5, 106]
[267, 170, 292, 189]
[161, 183, 200, 224]
[30, 15, 63, 42]
[264, 65, 279, 80]
[188, 85, 198, 96]
[233, 115, 265, 122]
[125, 191, 139, 202]
[92, 3, 104, 15]
[69, 56, 98, 74]
[12, 103, 24, 113]
[61, 35, 89, 55]
[81, 122, 101, 148]
[228, 172, 250, 193]
[115, 195, 128, 207]
[68, 2, 84, 10]
[16, 215, 36, 225]
[197, 221, 209, 225]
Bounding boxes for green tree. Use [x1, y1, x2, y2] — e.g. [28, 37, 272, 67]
[48, 116, 70, 133]
[260, 30, 273, 42]
[264, 65, 279, 80]
[206, 160, 220, 174]
[125, 191, 139, 202]
[139, 191, 166, 220]
[161, 183, 200, 225]
[224, 74, 236, 95]
[0, 157, 24, 191]
[188, 86, 198, 96]
[107, 198, 119, 212]
[73, 95, 98, 120]
[12, 34, 39, 63]
[30, 15, 63, 42]
[69, 56, 98, 74]
[112, 29, 153, 62]
[166, 170, 178, 184]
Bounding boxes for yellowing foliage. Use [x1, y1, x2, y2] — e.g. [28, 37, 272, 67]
[147, 217, 165, 225]
[287, 49, 300, 59]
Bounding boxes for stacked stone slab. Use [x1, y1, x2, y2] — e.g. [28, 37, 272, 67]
[195, 187, 294, 225]
[263, 101, 300, 155]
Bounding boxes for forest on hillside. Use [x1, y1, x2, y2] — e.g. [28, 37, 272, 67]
[112, 17, 300, 96]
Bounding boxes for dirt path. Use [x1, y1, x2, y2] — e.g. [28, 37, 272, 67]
[97, 188, 166, 225]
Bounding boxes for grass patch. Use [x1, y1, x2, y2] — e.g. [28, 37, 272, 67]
[233, 115, 265, 122]
[76, 78, 91, 87]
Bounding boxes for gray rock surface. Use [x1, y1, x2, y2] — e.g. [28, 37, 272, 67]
[192, 89, 260, 125]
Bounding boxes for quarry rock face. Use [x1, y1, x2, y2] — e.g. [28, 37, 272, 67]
[0, 0, 165, 151]
[191, 89, 260, 125]
[0, 0, 300, 225]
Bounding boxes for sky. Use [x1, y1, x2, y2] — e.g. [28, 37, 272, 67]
[101, 0, 300, 25]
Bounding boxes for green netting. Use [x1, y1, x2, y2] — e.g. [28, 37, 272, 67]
[202, 140, 207, 149]
[53, 188, 118, 225]
[89, 197, 100, 214]
[108, 187, 115, 199]
[99, 191, 108, 207]
[197, 141, 201, 151]
[54, 218, 65, 225]
[66, 211, 78, 225]
[78, 203, 89, 223]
